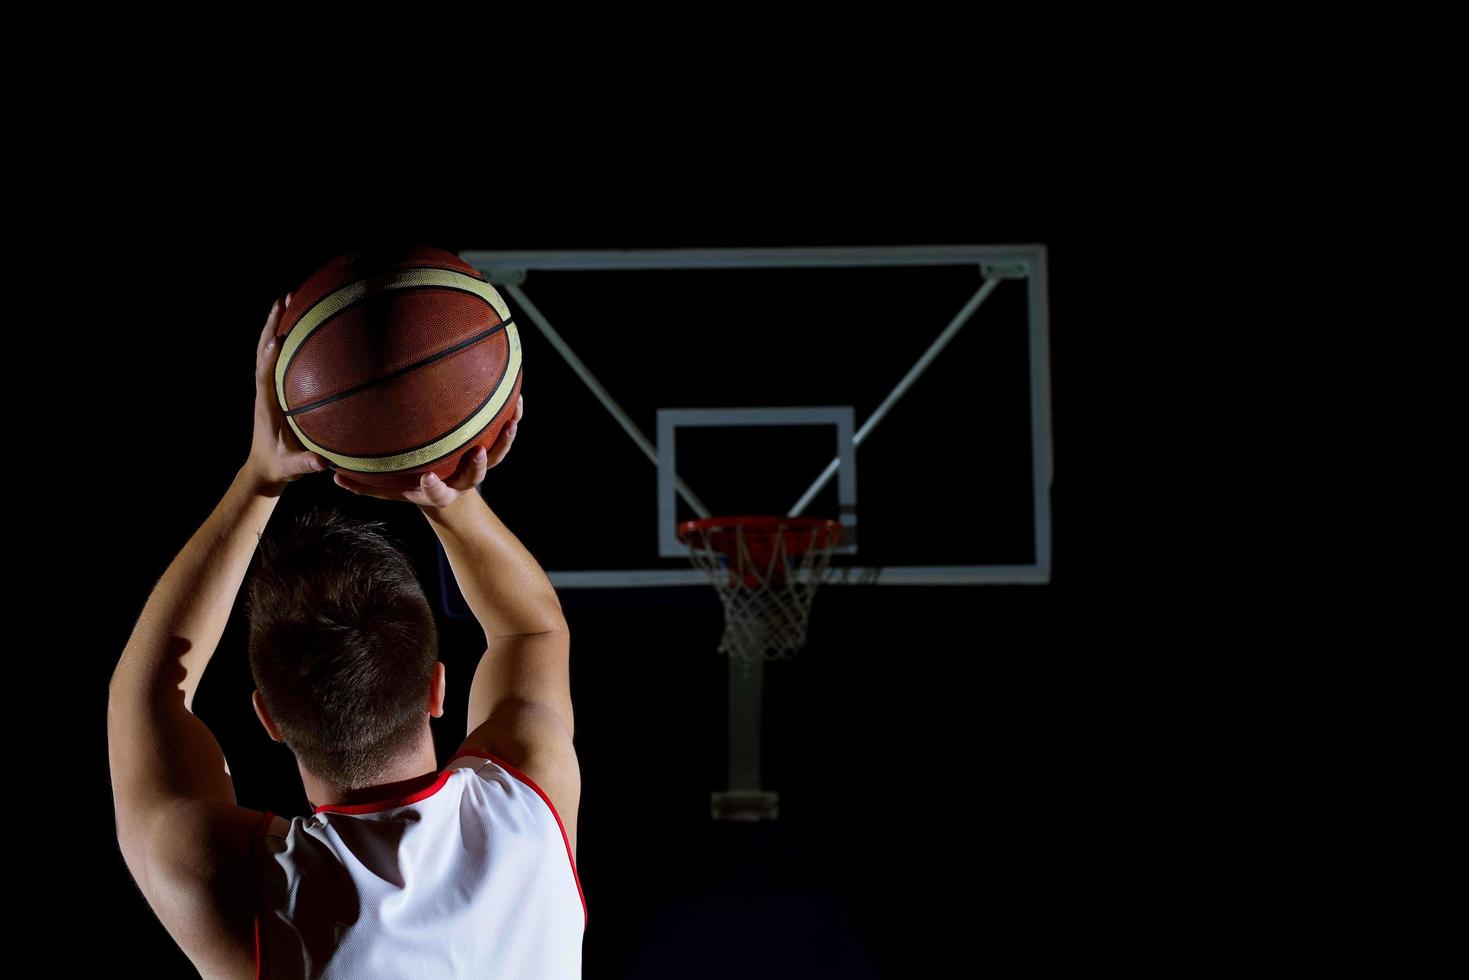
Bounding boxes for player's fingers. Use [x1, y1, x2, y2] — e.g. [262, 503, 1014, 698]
[257, 298, 282, 372]
[420, 471, 459, 505]
[476, 442, 493, 474]
[468, 445, 492, 484]
[486, 425, 515, 469]
[440, 445, 482, 492]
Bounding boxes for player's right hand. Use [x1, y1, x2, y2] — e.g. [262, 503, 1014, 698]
[331, 393, 522, 509]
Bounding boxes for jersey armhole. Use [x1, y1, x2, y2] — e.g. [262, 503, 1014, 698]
[448, 748, 587, 930]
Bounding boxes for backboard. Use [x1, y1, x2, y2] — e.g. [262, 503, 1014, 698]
[456, 244, 1053, 589]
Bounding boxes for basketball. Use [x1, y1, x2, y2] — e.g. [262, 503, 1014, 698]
[272, 245, 523, 491]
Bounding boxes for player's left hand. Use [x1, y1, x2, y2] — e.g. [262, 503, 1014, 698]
[244, 292, 330, 495]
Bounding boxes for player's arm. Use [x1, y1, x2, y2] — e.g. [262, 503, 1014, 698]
[420, 483, 580, 858]
[108, 464, 283, 845]
[421, 488, 574, 741]
[107, 463, 291, 976]
[109, 286, 327, 849]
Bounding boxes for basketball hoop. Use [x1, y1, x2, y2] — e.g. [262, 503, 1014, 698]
[676, 516, 843, 662]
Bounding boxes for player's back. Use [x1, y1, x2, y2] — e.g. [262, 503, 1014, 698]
[253, 751, 586, 979]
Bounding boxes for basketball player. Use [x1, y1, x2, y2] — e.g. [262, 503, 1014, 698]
[108, 293, 582, 978]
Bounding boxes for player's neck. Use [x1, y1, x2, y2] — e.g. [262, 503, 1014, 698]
[303, 750, 441, 811]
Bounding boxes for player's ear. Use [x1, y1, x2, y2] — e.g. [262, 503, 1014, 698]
[429, 662, 446, 719]
[252, 688, 284, 742]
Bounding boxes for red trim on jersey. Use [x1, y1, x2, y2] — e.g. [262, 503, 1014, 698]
[448, 749, 587, 930]
[311, 769, 457, 815]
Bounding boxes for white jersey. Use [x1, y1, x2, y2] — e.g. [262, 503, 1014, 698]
[251, 749, 585, 979]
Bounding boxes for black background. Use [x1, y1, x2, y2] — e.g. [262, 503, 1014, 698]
[36, 172, 1198, 976]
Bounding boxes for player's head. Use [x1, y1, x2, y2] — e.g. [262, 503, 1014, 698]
[245, 506, 440, 792]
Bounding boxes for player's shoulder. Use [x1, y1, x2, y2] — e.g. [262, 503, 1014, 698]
[451, 701, 580, 853]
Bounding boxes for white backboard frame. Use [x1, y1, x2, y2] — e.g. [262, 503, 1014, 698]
[458, 244, 1054, 587]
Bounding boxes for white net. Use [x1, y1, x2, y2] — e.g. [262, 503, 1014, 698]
[679, 519, 842, 661]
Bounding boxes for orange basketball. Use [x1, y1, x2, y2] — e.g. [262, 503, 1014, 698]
[273, 245, 523, 491]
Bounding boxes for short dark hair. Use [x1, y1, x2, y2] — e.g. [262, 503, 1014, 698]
[246, 506, 439, 791]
